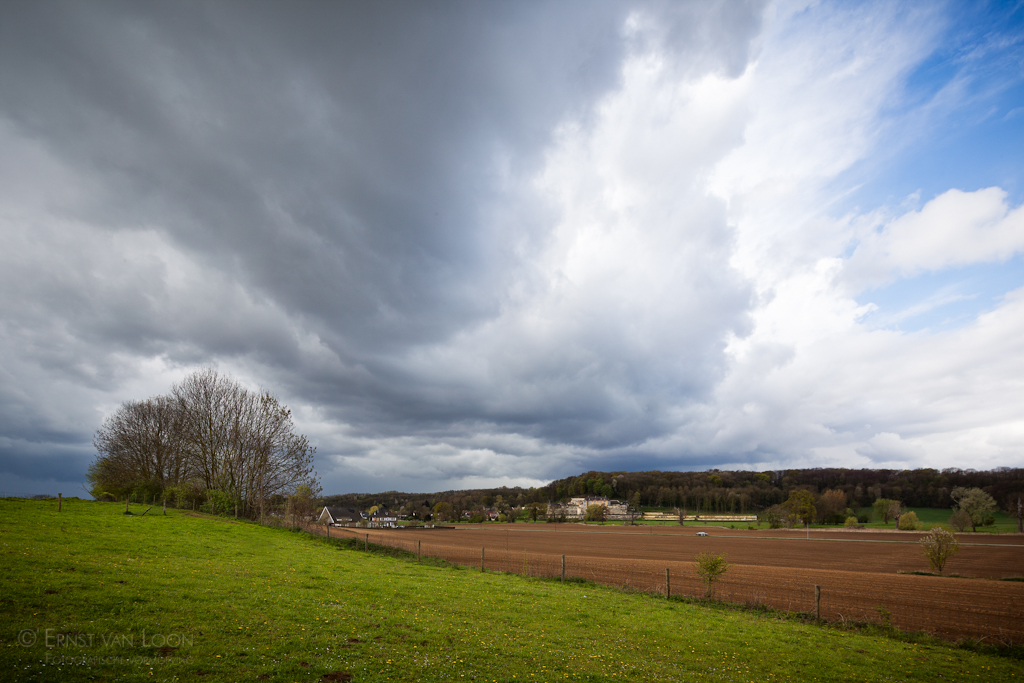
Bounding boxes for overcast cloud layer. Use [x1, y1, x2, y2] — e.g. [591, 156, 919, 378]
[1, 0, 1022, 496]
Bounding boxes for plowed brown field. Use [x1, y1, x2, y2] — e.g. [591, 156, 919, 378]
[329, 524, 1024, 643]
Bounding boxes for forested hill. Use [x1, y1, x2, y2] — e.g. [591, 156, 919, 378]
[323, 467, 1024, 517]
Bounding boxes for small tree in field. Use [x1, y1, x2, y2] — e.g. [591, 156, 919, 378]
[888, 500, 904, 529]
[762, 505, 785, 529]
[950, 487, 997, 532]
[920, 526, 960, 575]
[694, 552, 729, 599]
[948, 508, 971, 532]
[782, 490, 816, 528]
[584, 504, 607, 522]
[873, 498, 899, 525]
[432, 501, 453, 522]
[816, 489, 847, 524]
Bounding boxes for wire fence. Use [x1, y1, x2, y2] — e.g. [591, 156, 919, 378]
[305, 524, 1024, 646]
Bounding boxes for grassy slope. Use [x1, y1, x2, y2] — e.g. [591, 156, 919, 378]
[1, 500, 1020, 683]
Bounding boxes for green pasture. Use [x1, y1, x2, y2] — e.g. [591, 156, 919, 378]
[1, 498, 1021, 682]
[610, 508, 1019, 533]
[849, 508, 1019, 533]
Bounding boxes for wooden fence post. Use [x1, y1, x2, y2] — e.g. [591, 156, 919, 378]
[125, 497, 129, 514]
[814, 585, 821, 621]
[162, 499, 166, 516]
[481, 547, 485, 572]
[418, 540, 421, 563]
[58, 493, 62, 512]
[666, 568, 671, 598]
[561, 555, 565, 582]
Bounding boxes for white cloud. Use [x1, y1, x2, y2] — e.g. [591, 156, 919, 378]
[856, 432, 927, 461]
[710, 1, 942, 291]
[846, 187, 1024, 288]
[633, 1, 1024, 472]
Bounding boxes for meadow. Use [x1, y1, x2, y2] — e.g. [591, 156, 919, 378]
[1, 498, 1022, 682]
[496, 507, 1019, 533]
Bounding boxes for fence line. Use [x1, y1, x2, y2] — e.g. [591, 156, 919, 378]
[303, 524, 1023, 645]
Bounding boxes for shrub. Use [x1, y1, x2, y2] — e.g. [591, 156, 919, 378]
[844, 516, 859, 527]
[898, 511, 921, 530]
[694, 552, 729, 599]
[763, 505, 785, 529]
[948, 508, 971, 532]
[919, 526, 960, 575]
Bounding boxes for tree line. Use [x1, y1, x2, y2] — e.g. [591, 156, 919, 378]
[323, 466, 1024, 524]
[88, 369, 319, 519]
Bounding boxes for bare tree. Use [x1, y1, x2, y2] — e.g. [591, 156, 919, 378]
[91, 395, 187, 497]
[888, 500, 904, 529]
[89, 368, 317, 519]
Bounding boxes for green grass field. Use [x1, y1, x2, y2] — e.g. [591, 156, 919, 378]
[596, 507, 1018, 532]
[2, 499, 1021, 682]
[848, 508, 1019, 533]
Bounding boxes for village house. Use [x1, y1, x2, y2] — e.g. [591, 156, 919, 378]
[368, 508, 399, 528]
[317, 506, 362, 527]
[549, 496, 630, 520]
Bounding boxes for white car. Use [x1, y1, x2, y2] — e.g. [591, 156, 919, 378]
[695, 531, 709, 537]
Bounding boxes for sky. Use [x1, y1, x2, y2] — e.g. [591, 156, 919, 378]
[1, 0, 1022, 498]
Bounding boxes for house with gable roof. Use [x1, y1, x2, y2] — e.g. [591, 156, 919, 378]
[318, 506, 362, 527]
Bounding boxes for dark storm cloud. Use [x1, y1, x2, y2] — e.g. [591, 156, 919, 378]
[2, 0, 627, 335]
[0, 0, 768, 493]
